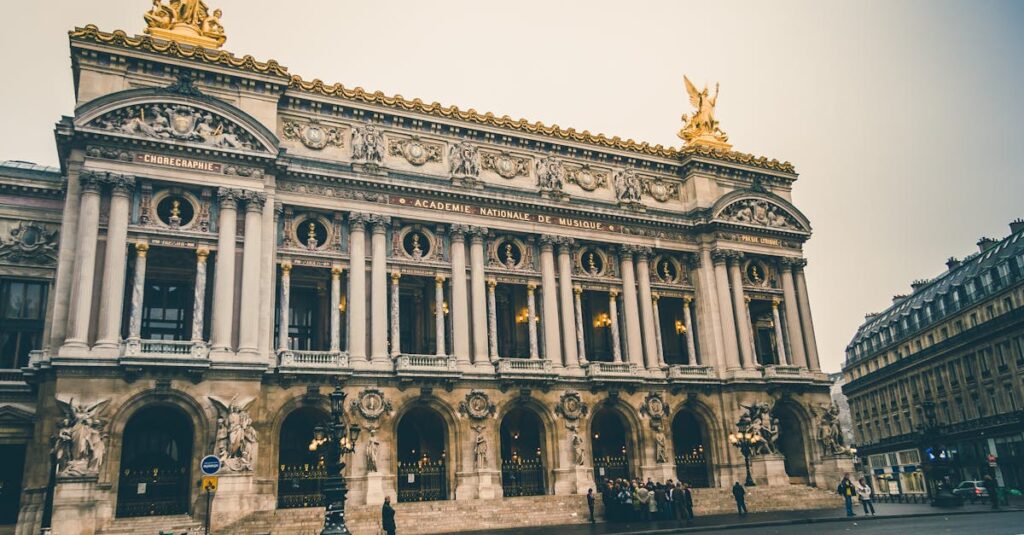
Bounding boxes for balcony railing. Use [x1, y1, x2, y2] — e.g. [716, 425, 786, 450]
[395, 354, 461, 379]
[762, 365, 804, 378]
[586, 361, 643, 382]
[123, 339, 210, 359]
[667, 364, 715, 380]
[279, 350, 349, 368]
[495, 358, 555, 379]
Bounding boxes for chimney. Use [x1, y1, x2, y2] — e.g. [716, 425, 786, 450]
[865, 312, 879, 320]
[892, 294, 908, 304]
[977, 237, 997, 253]
[1010, 219, 1024, 234]
[946, 257, 961, 270]
[910, 279, 929, 291]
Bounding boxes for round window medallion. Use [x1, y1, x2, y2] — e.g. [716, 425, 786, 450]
[497, 240, 521, 269]
[156, 196, 194, 228]
[581, 249, 604, 276]
[746, 262, 767, 285]
[298, 219, 328, 250]
[403, 230, 430, 259]
[657, 259, 677, 283]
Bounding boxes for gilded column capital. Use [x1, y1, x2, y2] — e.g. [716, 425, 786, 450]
[135, 242, 150, 257]
[527, 281, 537, 292]
[216, 187, 244, 208]
[572, 285, 583, 295]
[435, 273, 446, 285]
[651, 292, 660, 302]
[771, 297, 781, 307]
[196, 247, 210, 261]
[280, 261, 293, 273]
[608, 288, 620, 298]
[486, 278, 497, 289]
[682, 295, 693, 304]
[391, 270, 402, 283]
[244, 191, 267, 212]
[331, 265, 343, 278]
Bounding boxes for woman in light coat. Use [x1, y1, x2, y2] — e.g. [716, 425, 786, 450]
[856, 478, 876, 515]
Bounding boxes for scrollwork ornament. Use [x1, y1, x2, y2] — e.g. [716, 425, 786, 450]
[481, 151, 529, 179]
[555, 390, 589, 421]
[0, 221, 59, 266]
[283, 118, 344, 150]
[351, 388, 393, 421]
[388, 136, 442, 166]
[639, 392, 669, 426]
[565, 164, 608, 192]
[459, 390, 497, 420]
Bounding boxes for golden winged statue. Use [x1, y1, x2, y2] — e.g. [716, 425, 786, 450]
[144, 0, 226, 48]
[678, 75, 731, 150]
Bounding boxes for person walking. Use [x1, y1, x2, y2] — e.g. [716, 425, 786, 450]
[837, 473, 856, 517]
[382, 495, 397, 535]
[983, 475, 999, 509]
[855, 477, 876, 516]
[682, 483, 694, 523]
[587, 488, 596, 523]
[732, 482, 747, 516]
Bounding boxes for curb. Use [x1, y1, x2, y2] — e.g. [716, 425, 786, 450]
[623, 507, 1024, 534]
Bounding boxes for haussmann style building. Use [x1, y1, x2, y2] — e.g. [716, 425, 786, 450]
[0, 3, 848, 534]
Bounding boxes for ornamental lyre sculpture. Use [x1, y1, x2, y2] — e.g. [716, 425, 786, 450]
[678, 75, 732, 150]
[144, 0, 227, 48]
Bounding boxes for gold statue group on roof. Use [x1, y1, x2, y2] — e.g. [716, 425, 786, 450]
[678, 75, 731, 150]
[144, 0, 225, 48]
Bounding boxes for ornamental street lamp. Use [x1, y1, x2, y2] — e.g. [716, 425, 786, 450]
[728, 429, 763, 487]
[309, 385, 361, 535]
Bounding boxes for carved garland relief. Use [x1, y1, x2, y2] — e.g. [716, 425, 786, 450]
[0, 221, 59, 266]
[480, 150, 530, 179]
[282, 118, 345, 150]
[388, 136, 443, 166]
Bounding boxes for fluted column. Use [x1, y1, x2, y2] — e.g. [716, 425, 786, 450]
[469, 227, 489, 365]
[618, 247, 644, 366]
[63, 173, 103, 349]
[449, 225, 471, 365]
[192, 248, 209, 342]
[710, 251, 740, 369]
[609, 289, 622, 363]
[527, 282, 539, 359]
[651, 294, 665, 367]
[127, 242, 149, 341]
[793, 259, 822, 371]
[210, 188, 240, 353]
[370, 215, 391, 363]
[237, 192, 266, 355]
[635, 248, 660, 370]
[277, 262, 292, 352]
[726, 253, 754, 369]
[348, 213, 368, 360]
[556, 239, 579, 369]
[330, 266, 342, 353]
[682, 296, 697, 365]
[390, 271, 401, 357]
[779, 259, 808, 368]
[770, 298, 789, 365]
[573, 286, 586, 363]
[539, 238, 562, 364]
[95, 175, 135, 350]
[434, 274, 447, 356]
[487, 279, 499, 360]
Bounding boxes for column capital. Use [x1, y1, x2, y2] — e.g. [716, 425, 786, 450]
[710, 249, 729, 265]
[683, 253, 701, 269]
[633, 246, 653, 260]
[391, 270, 402, 283]
[244, 191, 267, 212]
[103, 173, 136, 195]
[538, 235, 558, 251]
[556, 236, 576, 254]
[135, 242, 150, 257]
[435, 273, 446, 285]
[468, 226, 489, 241]
[777, 256, 799, 271]
[573, 285, 583, 295]
[369, 214, 391, 231]
[793, 258, 808, 270]
[683, 295, 693, 304]
[196, 247, 210, 261]
[771, 297, 781, 308]
[744, 295, 751, 304]
[726, 250, 745, 264]
[608, 288, 620, 298]
[78, 171, 105, 193]
[527, 281, 537, 292]
[331, 265, 343, 277]
[651, 292, 660, 302]
[486, 278, 497, 289]
[280, 261, 293, 273]
[450, 223, 472, 239]
[216, 187, 244, 208]
[348, 211, 370, 228]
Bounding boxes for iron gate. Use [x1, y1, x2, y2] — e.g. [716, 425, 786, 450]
[278, 463, 327, 508]
[116, 464, 190, 517]
[593, 455, 630, 483]
[500, 458, 545, 497]
[674, 453, 710, 488]
[397, 460, 447, 502]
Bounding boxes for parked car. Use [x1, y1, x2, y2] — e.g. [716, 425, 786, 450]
[951, 480, 990, 500]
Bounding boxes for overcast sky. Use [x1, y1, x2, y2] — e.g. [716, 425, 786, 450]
[3, 1, 1022, 372]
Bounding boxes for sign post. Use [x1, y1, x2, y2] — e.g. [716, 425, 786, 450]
[200, 456, 221, 535]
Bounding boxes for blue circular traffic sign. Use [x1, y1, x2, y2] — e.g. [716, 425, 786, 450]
[201, 455, 221, 476]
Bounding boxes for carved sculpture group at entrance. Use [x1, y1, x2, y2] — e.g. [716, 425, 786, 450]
[737, 402, 780, 455]
[52, 398, 110, 477]
[210, 396, 258, 472]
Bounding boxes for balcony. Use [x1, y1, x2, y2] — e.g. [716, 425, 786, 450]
[278, 350, 351, 376]
[394, 354, 461, 379]
[761, 365, 804, 379]
[494, 358, 556, 381]
[666, 364, 716, 383]
[585, 361, 643, 383]
[119, 338, 211, 368]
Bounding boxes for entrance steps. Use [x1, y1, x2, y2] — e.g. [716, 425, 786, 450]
[208, 485, 844, 535]
[96, 514, 203, 534]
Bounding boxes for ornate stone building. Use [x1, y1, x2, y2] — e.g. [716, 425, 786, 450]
[843, 223, 1024, 497]
[0, 5, 841, 534]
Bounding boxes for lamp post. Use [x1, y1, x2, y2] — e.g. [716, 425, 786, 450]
[729, 429, 762, 487]
[917, 400, 957, 506]
[310, 385, 361, 535]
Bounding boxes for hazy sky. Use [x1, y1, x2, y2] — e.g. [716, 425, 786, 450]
[3, 1, 1022, 372]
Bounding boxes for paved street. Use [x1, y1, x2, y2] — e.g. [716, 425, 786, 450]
[709, 511, 1024, 535]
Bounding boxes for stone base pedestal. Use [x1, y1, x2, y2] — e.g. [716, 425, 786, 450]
[812, 454, 855, 489]
[454, 470, 502, 500]
[210, 473, 274, 531]
[640, 464, 676, 484]
[52, 476, 106, 535]
[750, 453, 790, 486]
[553, 466, 595, 495]
[363, 472, 388, 505]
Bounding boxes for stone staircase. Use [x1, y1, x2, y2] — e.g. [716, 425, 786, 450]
[96, 514, 203, 535]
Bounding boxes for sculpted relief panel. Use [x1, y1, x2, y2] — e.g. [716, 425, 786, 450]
[88, 103, 263, 151]
[719, 198, 803, 231]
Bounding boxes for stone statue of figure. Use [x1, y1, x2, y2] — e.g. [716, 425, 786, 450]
[53, 398, 110, 476]
[569, 426, 585, 466]
[449, 141, 480, 178]
[816, 403, 848, 455]
[613, 169, 642, 204]
[678, 75, 729, 146]
[365, 428, 380, 473]
[352, 124, 385, 163]
[472, 425, 488, 469]
[144, 0, 173, 28]
[209, 396, 257, 471]
[536, 156, 564, 192]
[654, 429, 668, 464]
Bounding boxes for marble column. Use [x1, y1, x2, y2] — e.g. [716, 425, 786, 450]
[469, 227, 489, 365]
[277, 262, 291, 352]
[330, 266, 342, 353]
[573, 286, 586, 364]
[390, 271, 401, 357]
[348, 213, 368, 360]
[527, 282, 539, 359]
[793, 260, 822, 371]
[434, 274, 447, 356]
[693, 250, 726, 371]
[210, 188, 241, 353]
[651, 294, 665, 367]
[635, 249, 660, 370]
[618, 247, 644, 366]
[711, 251, 741, 369]
[370, 215, 391, 363]
[539, 238, 562, 365]
[779, 260, 808, 368]
[487, 279, 499, 360]
[95, 175, 135, 350]
[127, 242, 149, 341]
[191, 248, 209, 342]
[609, 289, 622, 363]
[771, 298, 788, 365]
[449, 225, 471, 365]
[682, 296, 697, 365]
[237, 192, 266, 355]
[556, 239, 579, 369]
[63, 173, 103, 349]
[726, 253, 754, 369]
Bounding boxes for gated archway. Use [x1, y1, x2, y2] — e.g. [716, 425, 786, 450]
[277, 406, 328, 509]
[116, 405, 193, 518]
[499, 407, 546, 496]
[396, 406, 449, 502]
[591, 406, 633, 482]
[775, 403, 810, 484]
[672, 410, 711, 487]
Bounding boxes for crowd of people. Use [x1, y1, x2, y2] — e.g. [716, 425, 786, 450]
[591, 478, 699, 523]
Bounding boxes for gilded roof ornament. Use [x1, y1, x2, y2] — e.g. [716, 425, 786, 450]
[144, 0, 226, 48]
[678, 75, 731, 151]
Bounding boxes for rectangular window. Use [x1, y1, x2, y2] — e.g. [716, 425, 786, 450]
[940, 327, 949, 340]
[964, 355, 976, 381]
[0, 279, 48, 369]
[996, 342, 1009, 369]
[947, 361, 959, 386]
[979, 349, 991, 375]
[986, 305, 995, 320]
[1007, 385, 1019, 411]
[970, 313, 978, 328]
[1004, 297, 1015, 312]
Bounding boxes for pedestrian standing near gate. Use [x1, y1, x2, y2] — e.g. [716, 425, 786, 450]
[837, 473, 856, 517]
[732, 481, 747, 516]
[855, 477, 876, 516]
[382, 495, 397, 535]
[983, 475, 999, 509]
[587, 488, 596, 523]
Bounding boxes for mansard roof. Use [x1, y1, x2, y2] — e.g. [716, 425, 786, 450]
[69, 25, 796, 174]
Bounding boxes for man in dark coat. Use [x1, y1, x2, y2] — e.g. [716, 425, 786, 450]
[732, 482, 747, 515]
[382, 495, 397, 535]
[587, 488, 596, 523]
[983, 475, 999, 509]
[681, 483, 694, 522]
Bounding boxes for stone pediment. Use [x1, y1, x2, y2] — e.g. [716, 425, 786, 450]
[712, 193, 810, 233]
[0, 404, 35, 425]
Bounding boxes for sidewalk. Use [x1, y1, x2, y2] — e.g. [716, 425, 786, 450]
[458, 501, 1024, 535]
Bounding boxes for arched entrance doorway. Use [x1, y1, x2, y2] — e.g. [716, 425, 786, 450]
[499, 407, 546, 496]
[116, 405, 193, 518]
[396, 406, 448, 502]
[277, 407, 328, 509]
[775, 405, 809, 484]
[672, 410, 711, 488]
[591, 407, 631, 483]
